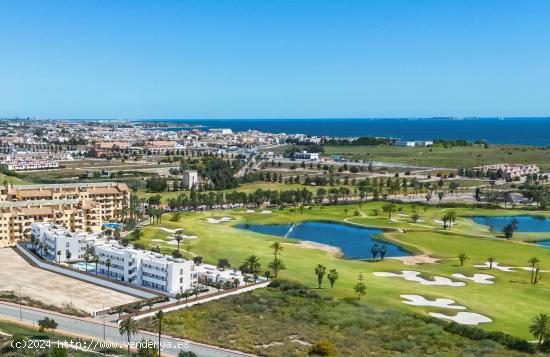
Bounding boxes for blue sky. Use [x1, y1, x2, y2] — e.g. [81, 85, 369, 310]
[1, 0, 549, 119]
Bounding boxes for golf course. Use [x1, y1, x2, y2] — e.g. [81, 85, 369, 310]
[135, 202, 550, 342]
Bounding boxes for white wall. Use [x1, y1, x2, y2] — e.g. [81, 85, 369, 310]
[132, 281, 271, 321]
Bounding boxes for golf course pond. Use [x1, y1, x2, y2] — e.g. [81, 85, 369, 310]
[235, 221, 411, 259]
[471, 215, 550, 247]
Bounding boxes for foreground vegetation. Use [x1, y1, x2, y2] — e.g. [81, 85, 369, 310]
[0, 320, 124, 356]
[140, 280, 540, 356]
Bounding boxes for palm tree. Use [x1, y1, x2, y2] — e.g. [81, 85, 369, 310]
[458, 253, 468, 267]
[83, 252, 90, 272]
[315, 264, 327, 289]
[268, 258, 285, 278]
[487, 257, 495, 269]
[154, 310, 165, 357]
[243, 255, 261, 275]
[370, 244, 380, 260]
[117, 306, 124, 319]
[270, 241, 283, 260]
[382, 203, 396, 219]
[175, 230, 183, 254]
[106, 258, 112, 278]
[327, 269, 339, 288]
[442, 210, 457, 230]
[131, 227, 143, 241]
[119, 317, 138, 356]
[529, 313, 549, 347]
[56, 250, 62, 263]
[528, 257, 540, 284]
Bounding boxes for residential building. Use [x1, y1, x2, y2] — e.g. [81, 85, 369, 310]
[0, 159, 60, 171]
[94, 241, 197, 293]
[293, 151, 320, 161]
[31, 222, 95, 261]
[473, 164, 541, 180]
[31, 222, 199, 295]
[394, 140, 433, 147]
[0, 198, 102, 247]
[394, 140, 416, 147]
[0, 182, 130, 247]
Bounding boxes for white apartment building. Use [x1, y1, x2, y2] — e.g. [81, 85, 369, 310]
[94, 241, 197, 293]
[293, 151, 320, 161]
[208, 128, 233, 135]
[182, 170, 199, 189]
[0, 159, 60, 171]
[394, 140, 433, 147]
[31, 222, 92, 261]
[31, 222, 198, 295]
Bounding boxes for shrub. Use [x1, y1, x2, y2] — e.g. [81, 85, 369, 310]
[179, 351, 198, 357]
[309, 340, 337, 356]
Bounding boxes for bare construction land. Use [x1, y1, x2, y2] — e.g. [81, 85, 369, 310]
[0, 248, 139, 314]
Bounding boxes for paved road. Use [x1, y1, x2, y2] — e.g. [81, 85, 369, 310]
[0, 302, 251, 357]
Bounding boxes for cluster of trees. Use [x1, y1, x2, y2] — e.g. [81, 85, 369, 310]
[283, 143, 324, 157]
[158, 179, 459, 213]
[145, 157, 243, 193]
[325, 136, 393, 146]
[433, 139, 486, 147]
[520, 184, 550, 208]
[166, 187, 316, 210]
[146, 176, 169, 192]
[314, 264, 340, 290]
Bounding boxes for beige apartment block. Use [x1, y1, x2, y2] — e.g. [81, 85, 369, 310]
[0, 182, 130, 247]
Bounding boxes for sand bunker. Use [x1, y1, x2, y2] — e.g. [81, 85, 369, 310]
[473, 262, 516, 272]
[392, 255, 440, 265]
[246, 209, 255, 213]
[157, 227, 183, 234]
[429, 312, 492, 325]
[519, 266, 550, 273]
[400, 295, 466, 310]
[151, 239, 165, 242]
[168, 234, 198, 239]
[261, 210, 272, 214]
[474, 261, 548, 273]
[452, 273, 495, 285]
[373, 270, 465, 287]
[206, 217, 233, 224]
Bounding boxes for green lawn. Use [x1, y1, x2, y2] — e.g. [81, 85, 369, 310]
[325, 144, 550, 170]
[135, 202, 550, 341]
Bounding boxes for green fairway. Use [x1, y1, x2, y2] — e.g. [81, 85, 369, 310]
[325, 144, 550, 170]
[135, 202, 550, 340]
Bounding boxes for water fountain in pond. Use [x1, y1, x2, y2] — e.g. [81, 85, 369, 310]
[284, 223, 297, 238]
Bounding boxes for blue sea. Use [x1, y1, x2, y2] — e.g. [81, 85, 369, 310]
[140, 118, 550, 146]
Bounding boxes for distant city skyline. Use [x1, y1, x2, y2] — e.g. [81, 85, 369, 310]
[1, 0, 550, 118]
